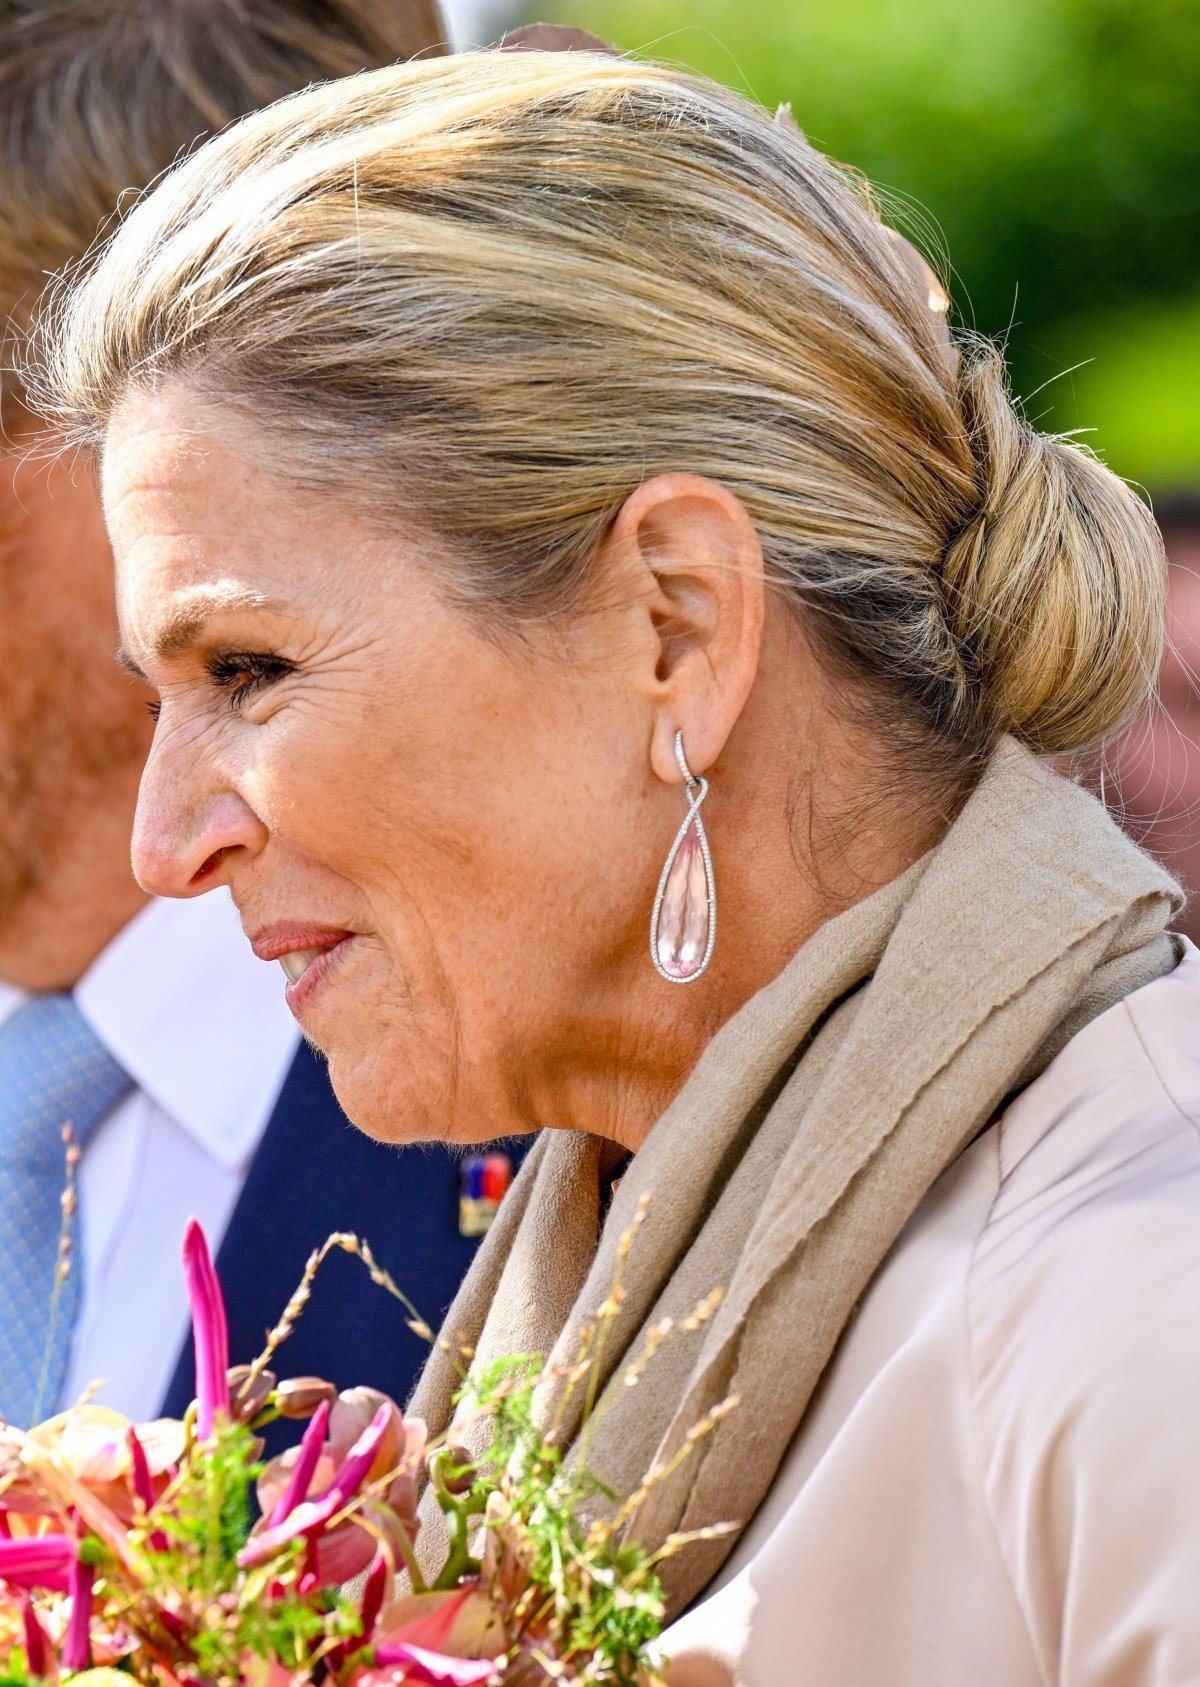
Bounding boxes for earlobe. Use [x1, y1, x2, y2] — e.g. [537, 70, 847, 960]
[609, 472, 765, 782]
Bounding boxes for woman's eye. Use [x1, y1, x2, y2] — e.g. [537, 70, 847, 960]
[145, 700, 162, 720]
[206, 650, 296, 710]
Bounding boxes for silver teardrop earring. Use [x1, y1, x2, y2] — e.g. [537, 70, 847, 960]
[650, 730, 717, 983]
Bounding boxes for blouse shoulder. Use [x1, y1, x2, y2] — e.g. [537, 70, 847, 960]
[965, 944, 1200, 1684]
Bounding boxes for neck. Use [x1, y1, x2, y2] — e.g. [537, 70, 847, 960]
[526, 711, 954, 1156]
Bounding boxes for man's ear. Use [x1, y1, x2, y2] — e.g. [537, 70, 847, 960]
[604, 473, 765, 785]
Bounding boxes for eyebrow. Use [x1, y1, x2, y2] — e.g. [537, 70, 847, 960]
[117, 586, 282, 680]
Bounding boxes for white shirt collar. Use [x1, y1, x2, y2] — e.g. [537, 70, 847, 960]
[0, 974, 23, 1031]
[45, 894, 300, 1171]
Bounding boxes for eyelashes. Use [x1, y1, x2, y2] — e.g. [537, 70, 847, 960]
[143, 650, 297, 721]
[206, 649, 297, 709]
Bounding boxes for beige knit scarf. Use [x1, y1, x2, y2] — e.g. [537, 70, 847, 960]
[409, 739, 1182, 1616]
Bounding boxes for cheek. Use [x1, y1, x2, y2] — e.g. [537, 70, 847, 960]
[238, 653, 509, 875]
[236, 646, 649, 998]
[244, 697, 468, 895]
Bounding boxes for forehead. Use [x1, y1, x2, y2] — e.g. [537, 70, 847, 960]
[103, 390, 300, 591]
[100, 385, 464, 673]
[100, 386, 423, 648]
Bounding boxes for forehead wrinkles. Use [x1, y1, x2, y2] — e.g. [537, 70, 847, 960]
[102, 390, 237, 523]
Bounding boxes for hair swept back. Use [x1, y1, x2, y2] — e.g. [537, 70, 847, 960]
[28, 49, 1168, 770]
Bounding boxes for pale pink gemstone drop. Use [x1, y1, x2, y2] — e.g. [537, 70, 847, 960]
[655, 817, 711, 979]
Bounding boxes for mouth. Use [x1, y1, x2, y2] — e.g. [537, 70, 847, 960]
[248, 924, 358, 1018]
[278, 945, 337, 985]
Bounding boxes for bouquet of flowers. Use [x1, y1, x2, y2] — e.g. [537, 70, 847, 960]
[0, 1202, 733, 1687]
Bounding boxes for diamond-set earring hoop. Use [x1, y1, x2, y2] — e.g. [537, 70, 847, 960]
[649, 730, 717, 983]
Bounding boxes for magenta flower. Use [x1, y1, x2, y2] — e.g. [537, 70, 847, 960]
[0, 1533, 78, 1591]
[359, 1550, 388, 1642]
[250, 1390, 425, 1585]
[128, 1425, 170, 1552]
[63, 1556, 95, 1671]
[369, 1641, 498, 1684]
[363, 1584, 507, 1686]
[19, 1591, 49, 1675]
[182, 1219, 230, 1439]
[323, 1546, 392, 1678]
[268, 1400, 330, 1528]
[239, 1402, 392, 1571]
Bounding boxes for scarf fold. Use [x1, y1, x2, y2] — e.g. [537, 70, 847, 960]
[409, 739, 1181, 1615]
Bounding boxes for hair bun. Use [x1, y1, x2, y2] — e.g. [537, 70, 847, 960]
[940, 343, 1166, 754]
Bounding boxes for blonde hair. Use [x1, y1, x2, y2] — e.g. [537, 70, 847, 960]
[28, 50, 1166, 760]
[0, 0, 449, 419]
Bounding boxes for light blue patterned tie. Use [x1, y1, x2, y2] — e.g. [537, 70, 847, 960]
[0, 994, 133, 1427]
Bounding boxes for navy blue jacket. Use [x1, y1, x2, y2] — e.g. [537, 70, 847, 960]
[162, 1041, 502, 1447]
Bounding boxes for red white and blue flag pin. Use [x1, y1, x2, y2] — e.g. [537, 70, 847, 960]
[458, 1151, 513, 1237]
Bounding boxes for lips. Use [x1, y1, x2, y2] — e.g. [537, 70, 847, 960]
[250, 924, 355, 964]
[248, 924, 357, 1016]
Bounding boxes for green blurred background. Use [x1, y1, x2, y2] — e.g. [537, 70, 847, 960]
[517, 0, 1200, 491]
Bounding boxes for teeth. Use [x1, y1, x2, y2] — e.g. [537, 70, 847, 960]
[279, 947, 327, 985]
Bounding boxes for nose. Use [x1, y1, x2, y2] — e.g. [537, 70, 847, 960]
[132, 736, 268, 898]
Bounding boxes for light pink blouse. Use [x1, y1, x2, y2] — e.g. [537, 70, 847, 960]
[662, 942, 1200, 1687]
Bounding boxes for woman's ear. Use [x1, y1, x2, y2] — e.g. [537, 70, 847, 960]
[604, 473, 765, 784]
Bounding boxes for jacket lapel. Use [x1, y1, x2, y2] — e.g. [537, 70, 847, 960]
[162, 1041, 490, 1445]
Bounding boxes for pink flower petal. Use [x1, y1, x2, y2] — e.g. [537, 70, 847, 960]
[327, 1388, 406, 1470]
[237, 1488, 343, 1567]
[0, 1533, 77, 1590]
[268, 1400, 330, 1526]
[359, 1551, 388, 1642]
[128, 1426, 169, 1552]
[370, 1642, 499, 1685]
[20, 1592, 49, 1675]
[127, 1425, 155, 1511]
[326, 1403, 392, 1507]
[182, 1220, 230, 1439]
[63, 1556, 95, 1670]
[376, 1585, 505, 1661]
[239, 1402, 393, 1569]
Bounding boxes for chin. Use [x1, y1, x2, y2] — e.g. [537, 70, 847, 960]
[325, 1050, 425, 1144]
[323, 1038, 478, 1148]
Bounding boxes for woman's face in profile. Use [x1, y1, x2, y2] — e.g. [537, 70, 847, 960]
[102, 389, 666, 1145]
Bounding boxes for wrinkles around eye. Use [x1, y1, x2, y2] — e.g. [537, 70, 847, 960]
[205, 649, 298, 709]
